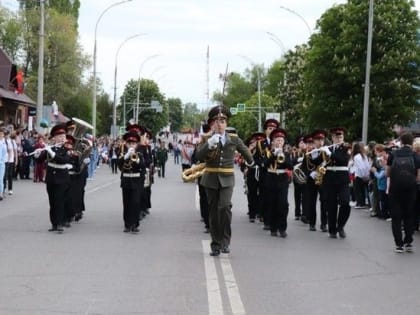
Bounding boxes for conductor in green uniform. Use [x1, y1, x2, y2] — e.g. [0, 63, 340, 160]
[196, 105, 254, 256]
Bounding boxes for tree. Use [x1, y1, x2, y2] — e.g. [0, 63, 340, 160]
[182, 102, 204, 131]
[278, 45, 309, 140]
[167, 97, 183, 132]
[0, 7, 24, 61]
[305, 0, 420, 141]
[120, 78, 167, 135]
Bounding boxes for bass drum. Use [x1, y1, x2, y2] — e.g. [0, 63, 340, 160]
[292, 163, 307, 185]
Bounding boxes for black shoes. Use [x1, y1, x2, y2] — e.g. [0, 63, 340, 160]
[48, 225, 57, 232]
[309, 225, 316, 231]
[221, 246, 230, 254]
[249, 218, 255, 223]
[209, 249, 220, 257]
[270, 231, 278, 237]
[320, 224, 328, 232]
[56, 225, 64, 234]
[279, 231, 287, 238]
[123, 227, 130, 233]
[263, 225, 270, 231]
[131, 226, 139, 233]
[329, 233, 337, 239]
[338, 228, 346, 238]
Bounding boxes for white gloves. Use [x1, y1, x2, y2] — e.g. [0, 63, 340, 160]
[297, 157, 303, 163]
[273, 148, 284, 157]
[311, 151, 319, 159]
[45, 145, 55, 158]
[207, 134, 220, 148]
[320, 146, 332, 156]
[124, 147, 135, 160]
[310, 171, 317, 180]
[83, 157, 91, 164]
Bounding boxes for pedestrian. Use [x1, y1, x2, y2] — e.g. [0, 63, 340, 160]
[350, 142, 371, 209]
[195, 104, 254, 256]
[386, 132, 420, 253]
[0, 128, 8, 200]
[156, 141, 168, 178]
[33, 135, 46, 182]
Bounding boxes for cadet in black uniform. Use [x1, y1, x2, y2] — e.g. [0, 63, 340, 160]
[263, 128, 293, 237]
[257, 118, 280, 230]
[244, 132, 265, 223]
[36, 124, 71, 233]
[118, 131, 146, 233]
[323, 127, 351, 238]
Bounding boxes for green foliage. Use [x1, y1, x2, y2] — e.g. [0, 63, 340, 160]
[0, 8, 23, 61]
[305, 0, 420, 141]
[167, 97, 183, 132]
[121, 79, 167, 135]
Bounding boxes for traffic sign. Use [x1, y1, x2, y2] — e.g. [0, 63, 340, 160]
[237, 103, 245, 112]
[230, 107, 238, 115]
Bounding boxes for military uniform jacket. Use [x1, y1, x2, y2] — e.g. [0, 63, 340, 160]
[323, 144, 350, 185]
[118, 153, 146, 189]
[39, 146, 72, 184]
[300, 151, 325, 184]
[263, 150, 293, 189]
[196, 133, 253, 189]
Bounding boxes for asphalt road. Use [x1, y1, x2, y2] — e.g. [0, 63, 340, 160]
[0, 159, 419, 315]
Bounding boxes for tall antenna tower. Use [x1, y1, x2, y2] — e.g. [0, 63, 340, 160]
[205, 45, 210, 106]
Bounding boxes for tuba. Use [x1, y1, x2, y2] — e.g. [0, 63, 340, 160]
[292, 163, 307, 184]
[68, 117, 94, 172]
[182, 163, 206, 182]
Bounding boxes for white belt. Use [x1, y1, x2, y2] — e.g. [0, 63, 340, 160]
[326, 166, 349, 171]
[268, 169, 287, 175]
[48, 162, 72, 170]
[123, 173, 141, 178]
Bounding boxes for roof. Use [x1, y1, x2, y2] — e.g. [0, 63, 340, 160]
[0, 87, 36, 106]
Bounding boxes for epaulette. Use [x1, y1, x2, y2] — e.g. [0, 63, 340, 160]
[228, 133, 238, 137]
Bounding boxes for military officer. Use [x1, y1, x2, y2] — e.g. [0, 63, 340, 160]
[195, 105, 254, 256]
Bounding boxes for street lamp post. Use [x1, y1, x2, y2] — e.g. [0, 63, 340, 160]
[112, 33, 145, 139]
[36, 0, 45, 131]
[266, 31, 287, 55]
[239, 55, 262, 131]
[92, 0, 132, 138]
[362, 0, 374, 144]
[279, 5, 312, 37]
[135, 54, 160, 123]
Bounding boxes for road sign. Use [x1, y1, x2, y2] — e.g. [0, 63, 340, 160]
[265, 112, 280, 121]
[237, 103, 245, 112]
[150, 100, 161, 108]
[230, 107, 238, 115]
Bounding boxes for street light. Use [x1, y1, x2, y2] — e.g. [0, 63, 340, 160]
[36, 0, 45, 131]
[279, 5, 312, 37]
[112, 33, 146, 139]
[238, 55, 262, 132]
[362, 0, 374, 144]
[266, 31, 287, 55]
[135, 54, 160, 123]
[92, 0, 133, 138]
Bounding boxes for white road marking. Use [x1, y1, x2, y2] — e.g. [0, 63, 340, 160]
[202, 240, 224, 315]
[86, 180, 118, 194]
[195, 185, 200, 211]
[220, 257, 246, 315]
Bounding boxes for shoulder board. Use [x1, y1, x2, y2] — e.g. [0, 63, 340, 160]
[228, 133, 238, 137]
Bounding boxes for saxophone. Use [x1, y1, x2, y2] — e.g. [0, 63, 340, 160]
[314, 151, 328, 186]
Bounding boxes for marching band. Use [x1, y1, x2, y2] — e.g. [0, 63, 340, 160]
[24, 109, 419, 254]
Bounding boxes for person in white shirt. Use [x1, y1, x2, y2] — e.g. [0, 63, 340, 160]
[4, 130, 17, 195]
[0, 128, 8, 200]
[350, 142, 371, 209]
